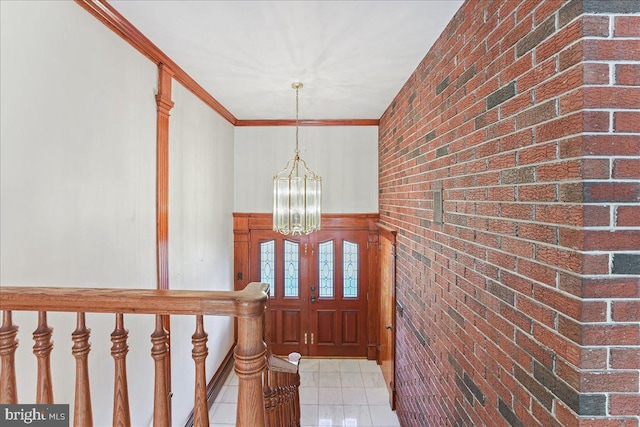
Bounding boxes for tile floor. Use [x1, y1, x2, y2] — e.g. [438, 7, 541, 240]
[209, 358, 401, 427]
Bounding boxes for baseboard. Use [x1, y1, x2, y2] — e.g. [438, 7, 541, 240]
[184, 345, 235, 427]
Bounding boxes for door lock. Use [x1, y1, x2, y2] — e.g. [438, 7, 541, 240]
[385, 324, 393, 330]
[310, 285, 316, 291]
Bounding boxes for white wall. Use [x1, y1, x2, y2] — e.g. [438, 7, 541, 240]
[234, 126, 379, 213]
[168, 81, 235, 425]
[1, 1, 157, 425]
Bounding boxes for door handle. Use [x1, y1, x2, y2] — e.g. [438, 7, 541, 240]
[310, 295, 317, 303]
[385, 324, 392, 330]
[311, 333, 314, 345]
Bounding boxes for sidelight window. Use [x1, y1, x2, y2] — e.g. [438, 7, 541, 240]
[260, 240, 275, 294]
[318, 241, 334, 298]
[343, 241, 358, 298]
[284, 240, 299, 297]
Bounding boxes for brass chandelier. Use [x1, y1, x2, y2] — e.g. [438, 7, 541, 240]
[273, 82, 322, 235]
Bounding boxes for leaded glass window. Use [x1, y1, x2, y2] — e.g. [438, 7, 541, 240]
[260, 240, 275, 295]
[284, 240, 299, 297]
[318, 241, 334, 298]
[343, 241, 358, 298]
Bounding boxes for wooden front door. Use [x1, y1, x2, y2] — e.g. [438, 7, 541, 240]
[250, 229, 369, 357]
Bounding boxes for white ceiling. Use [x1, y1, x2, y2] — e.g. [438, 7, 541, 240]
[110, 0, 463, 120]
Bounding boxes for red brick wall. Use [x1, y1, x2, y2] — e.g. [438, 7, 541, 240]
[378, 0, 640, 426]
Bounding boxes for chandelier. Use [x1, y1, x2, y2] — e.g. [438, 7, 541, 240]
[273, 82, 322, 235]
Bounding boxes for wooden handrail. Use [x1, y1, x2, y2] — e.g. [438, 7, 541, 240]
[0, 282, 268, 317]
[0, 282, 269, 427]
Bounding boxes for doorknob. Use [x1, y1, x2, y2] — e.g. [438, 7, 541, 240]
[385, 324, 392, 330]
[310, 295, 317, 303]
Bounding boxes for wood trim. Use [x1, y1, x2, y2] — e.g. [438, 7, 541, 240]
[156, 64, 174, 413]
[156, 64, 173, 292]
[0, 283, 270, 318]
[367, 222, 380, 361]
[76, 2, 380, 128]
[376, 223, 397, 245]
[235, 119, 379, 127]
[234, 213, 379, 231]
[74, 0, 237, 125]
[184, 346, 235, 427]
[233, 213, 251, 293]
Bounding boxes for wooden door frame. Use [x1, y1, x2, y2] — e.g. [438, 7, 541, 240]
[233, 213, 380, 360]
[377, 223, 397, 409]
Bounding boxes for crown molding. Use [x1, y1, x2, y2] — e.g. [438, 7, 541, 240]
[235, 119, 379, 127]
[77, 1, 382, 128]
[75, 0, 237, 125]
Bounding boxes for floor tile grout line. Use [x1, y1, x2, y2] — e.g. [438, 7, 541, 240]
[212, 358, 399, 426]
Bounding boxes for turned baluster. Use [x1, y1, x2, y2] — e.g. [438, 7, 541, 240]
[151, 315, 169, 427]
[263, 370, 276, 427]
[111, 313, 131, 427]
[235, 314, 266, 427]
[288, 374, 296, 426]
[72, 312, 92, 427]
[293, 370, 301, 427]
[272, 372, 280, 426]
[275, 372, 285, 426]
[33, 311, 54, 404]
[192, 315, 208, 427]
[0, 310, 18, 404]
[285, 374, 294, 426]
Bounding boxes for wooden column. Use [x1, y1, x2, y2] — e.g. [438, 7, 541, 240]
[0, 311, 18, 404]
[156, 63, 174, 410]
[156, 63, 173, 292]
[33, 311, 54, 404]
[72, 313, 93, 427]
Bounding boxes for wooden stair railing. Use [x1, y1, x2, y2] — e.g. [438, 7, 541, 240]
[0, 282, 269, 427]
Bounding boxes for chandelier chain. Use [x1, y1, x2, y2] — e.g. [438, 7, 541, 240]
[295, 85, 300, 156]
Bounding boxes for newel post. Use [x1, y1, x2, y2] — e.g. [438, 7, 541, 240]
[235, 309, 266, 426]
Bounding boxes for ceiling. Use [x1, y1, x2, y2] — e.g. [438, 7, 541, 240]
[109, 1, 464, 121]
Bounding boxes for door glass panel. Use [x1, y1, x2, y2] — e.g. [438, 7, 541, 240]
[284, 240, 299, 297]
[260, 240, 275, 295]
[318, 241, 334, 298]
[343, 241, 358, 298]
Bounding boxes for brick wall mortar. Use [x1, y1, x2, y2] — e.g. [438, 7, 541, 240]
[579, 11, 640, 421]
[379, 0, 640, 425]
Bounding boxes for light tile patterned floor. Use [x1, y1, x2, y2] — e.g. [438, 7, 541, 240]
[209, 358, 400, 427]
